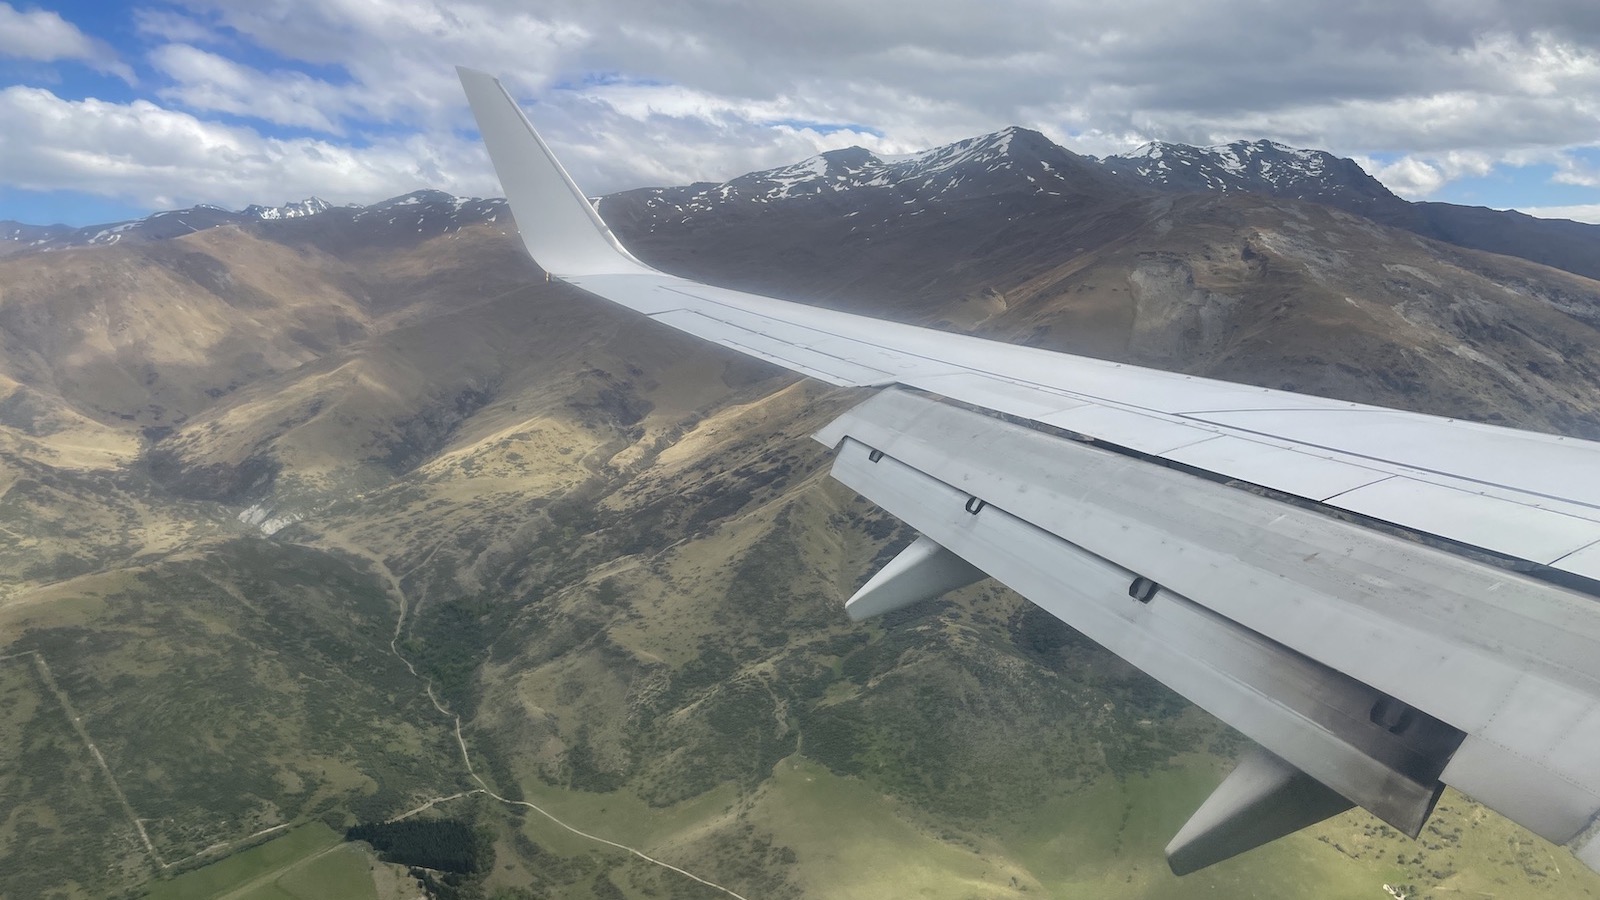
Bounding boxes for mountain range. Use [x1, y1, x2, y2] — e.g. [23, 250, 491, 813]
[9, 127, 1600, 283]
[5, 125, 1600, 898]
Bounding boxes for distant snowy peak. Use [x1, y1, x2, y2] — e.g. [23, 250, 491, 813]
[2, 131, 1402, 259]
[349, 191, 508, 236]
[2, 191, 510, 256]
[364, 189, 461, 211]
[1101, 139, 1400, 206]
[1111, 139, 1330, 187]
[1, 221, 72, 245]
[244, 197, 334, 220]
[638, 125, 1117, 219]
[353, 190, 505, 223]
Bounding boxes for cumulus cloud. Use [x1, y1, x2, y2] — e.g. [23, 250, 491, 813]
[0, 85, 501, 211]
[1355, 151, 1497, 198]
[542, 99, 914, 194]
[1517, 204, 1600, 224]
[1554, 158, 1600, 187]
[143, 0, 1600, 193]
[151, 44, 348, 132]
[0, 1, 132, 81]
[161, 0, 592, 130]
[8, 0, 1600, 213]
[133, 8, 223, 45]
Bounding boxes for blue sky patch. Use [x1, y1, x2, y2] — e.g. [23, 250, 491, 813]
[0, 185, 151, 226]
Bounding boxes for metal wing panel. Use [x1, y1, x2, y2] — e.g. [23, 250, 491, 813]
[1194, 408, 1600, 507]
[647, 310, 896, 386]
[818, 392, 1600, 698]
[1324, 477, 1600, 564]
[1553, 542, 1600, 581]
[1034, 404, 1222, 455]
[564, 274, 693, 315]
[826, 435, 1452, 834]
[562, 269, 1600, 569]
[1160, 436, 1394, 501]
[908, 373, 1090, 419]
[820, 389, 1600, 846]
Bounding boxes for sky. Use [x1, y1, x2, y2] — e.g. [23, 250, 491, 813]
[2, 0, 1600, 226]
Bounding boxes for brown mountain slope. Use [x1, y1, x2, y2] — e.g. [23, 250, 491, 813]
[610, 184, 1600, 435]
[990, 193, 1600, 437]
[0, 230, 373, 428]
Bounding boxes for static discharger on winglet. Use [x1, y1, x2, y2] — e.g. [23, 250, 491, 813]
[457, 66, 1600, 875]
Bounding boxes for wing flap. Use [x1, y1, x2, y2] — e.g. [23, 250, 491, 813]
[826, 428, 1459, 835]
[819, 389, 1600, 847]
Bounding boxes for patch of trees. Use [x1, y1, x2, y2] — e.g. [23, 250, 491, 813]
[407, 596, 493, 709]
[346, 818, 493, 875]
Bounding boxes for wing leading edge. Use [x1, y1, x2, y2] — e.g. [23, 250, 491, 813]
[458, 68, 1600, 874]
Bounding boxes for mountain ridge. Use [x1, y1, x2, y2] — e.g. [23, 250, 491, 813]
[0, 192, 470, 256]
[1099, 138, 1403, 213]
[9, 127, 1599, 283]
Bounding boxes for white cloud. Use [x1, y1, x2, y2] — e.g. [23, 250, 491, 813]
[151, 44, 347, 132]
[1368, 157, 1454, 198]
[133, 8, 226, 46]
[136, 0, 1600, 198]
[0, 85, 500, 211]
[9, 0, 1600, 213]
[166, 0, 592, 130]
[0, 1, 132, 81]
[1554, 158, 1600, 187]
[1516, 204, 1600, 224]
[1359, 150, 1496, 199]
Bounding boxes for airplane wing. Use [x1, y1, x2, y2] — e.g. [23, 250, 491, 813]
[458, 67, 1600, 875]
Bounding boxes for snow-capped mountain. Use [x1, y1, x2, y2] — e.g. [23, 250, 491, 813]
[616, 131, 1404, 232]
[3, 130, 1130, 261]
[0, 199, 336, 255]
[1097, 138, 1600, 281]
[353, 189, 505, 227]
[619, 126, 1132, 228]
[1, 220, 73, 249]
[1101, 140, 1400, 208]
[0, 191, 510, 256]
[5, 126, 1598, 282]
[243, 197, 334, 220]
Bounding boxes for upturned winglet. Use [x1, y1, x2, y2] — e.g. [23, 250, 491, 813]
[456, 67, 656, 278]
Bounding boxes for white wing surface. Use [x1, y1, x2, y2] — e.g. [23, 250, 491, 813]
[458, 68, 1600, 874]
